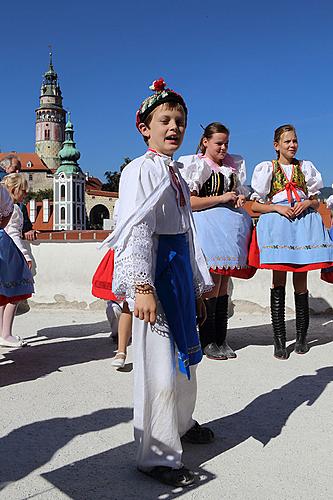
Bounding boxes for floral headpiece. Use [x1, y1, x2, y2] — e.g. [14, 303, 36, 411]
[136, 78, 187, 129]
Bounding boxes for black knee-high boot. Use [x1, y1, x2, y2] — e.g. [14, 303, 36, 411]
[294, 291, 310, 354]
[216, 295, 236, 358]
[270, 286, 288, 359]
[199, 298, 227, 359]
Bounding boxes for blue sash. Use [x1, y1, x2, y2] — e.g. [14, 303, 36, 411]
[155, 234, 202, 379]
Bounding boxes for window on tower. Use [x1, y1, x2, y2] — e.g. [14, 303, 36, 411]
[60, 184, 65, 200]
[44, 129, 50, 140]
[61, 207, 65, 223]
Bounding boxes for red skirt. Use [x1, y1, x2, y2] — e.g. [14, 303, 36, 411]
[210, 266, 256, 279]
[248, 228, 332, 273]
[0, 294, 31, 306]
[92, 249, 118, 301]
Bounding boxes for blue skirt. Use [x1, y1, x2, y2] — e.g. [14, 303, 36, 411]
[0, 229, 34, 298]
[155, 234, 202, 379]
[256, 204, 333, 266]
[193, 205, 253, 269]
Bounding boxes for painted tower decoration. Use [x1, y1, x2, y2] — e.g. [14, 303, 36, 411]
[53, 115, 86, 230]
[35, 51, 66, 171]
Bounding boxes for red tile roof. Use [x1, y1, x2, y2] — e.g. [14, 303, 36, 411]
[86, 189, 118, 198]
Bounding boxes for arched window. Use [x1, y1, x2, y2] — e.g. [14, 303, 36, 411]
[60, 207, 65, 223]
[60, 185, 65, 200]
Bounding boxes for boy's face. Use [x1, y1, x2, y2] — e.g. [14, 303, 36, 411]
[138, 104, 186, 157]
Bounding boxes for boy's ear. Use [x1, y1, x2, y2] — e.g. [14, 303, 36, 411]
[138, 122, 150, 139]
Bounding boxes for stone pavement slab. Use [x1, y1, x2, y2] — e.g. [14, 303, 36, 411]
[0, 309, 332, 500]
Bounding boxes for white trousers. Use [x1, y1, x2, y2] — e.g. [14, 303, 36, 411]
[133, 307, 197, 471]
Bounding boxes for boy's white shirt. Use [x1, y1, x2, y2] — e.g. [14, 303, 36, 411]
[100, 150, 213, 306]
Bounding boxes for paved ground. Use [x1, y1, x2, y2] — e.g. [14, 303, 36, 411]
[0, 307, 332, 500]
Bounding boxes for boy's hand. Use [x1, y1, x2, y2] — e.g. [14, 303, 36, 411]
[275, 205, 295, 220]
[134, 293, 157, 324]
[196, 297, 207, 326]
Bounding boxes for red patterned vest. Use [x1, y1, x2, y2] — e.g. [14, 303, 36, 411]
[268, 160, 308, 202]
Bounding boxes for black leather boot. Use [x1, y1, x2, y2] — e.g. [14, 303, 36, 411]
[199, 298, 227, 360]
[216, 295, 236, 358]
[270, 286, 288, 359]
[294, 291, 310, 354]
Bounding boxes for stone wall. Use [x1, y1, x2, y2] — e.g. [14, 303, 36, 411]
[24, 235, 333, 314]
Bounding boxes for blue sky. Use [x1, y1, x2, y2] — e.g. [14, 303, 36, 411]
[1, 0, 333, 185]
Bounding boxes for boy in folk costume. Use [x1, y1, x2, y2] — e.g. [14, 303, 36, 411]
[100, 79, 214, 486]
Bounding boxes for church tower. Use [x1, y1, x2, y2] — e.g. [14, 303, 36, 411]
[35, 51, 66, 171]
[53, 115, 86, 230]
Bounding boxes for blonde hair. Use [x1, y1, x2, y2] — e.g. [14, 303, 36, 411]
[2, 173, 28, 202]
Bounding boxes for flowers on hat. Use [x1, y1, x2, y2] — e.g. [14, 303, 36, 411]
[149, 78, 166, 92]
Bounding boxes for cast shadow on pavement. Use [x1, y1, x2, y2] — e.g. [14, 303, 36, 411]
[3, 367, 328, 500]
[0, 407, 133, 492]
[35, 320, 111, 340]
[0, 332, 118, 388]
[228, 315, 333, 354]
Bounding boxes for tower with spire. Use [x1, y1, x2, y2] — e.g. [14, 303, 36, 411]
[35, 51, 66, 171]
[53, 115, 86, 230]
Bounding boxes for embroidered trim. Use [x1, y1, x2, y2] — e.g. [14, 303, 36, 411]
[262, 243, 333, 251]
[0, 278, 33, 289]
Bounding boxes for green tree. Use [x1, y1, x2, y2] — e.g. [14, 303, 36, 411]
[26, 188, 53, 202]
[102, 157, 132, 192]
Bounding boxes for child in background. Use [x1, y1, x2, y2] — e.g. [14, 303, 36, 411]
[321, 195, 333, 284]
[250, 124, 333, 359]
[180, 122, 254, 360]
[100, 78, 213, 487]
[0, 178, 34, 347]
[93, 197, 132, 368]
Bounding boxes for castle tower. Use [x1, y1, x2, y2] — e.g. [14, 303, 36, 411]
[53, 115, 86, 230]
[35, 51, 66, 171]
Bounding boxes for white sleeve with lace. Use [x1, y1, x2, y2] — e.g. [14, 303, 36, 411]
[112, 210, 156, 300]
[0, 185, 14, 222]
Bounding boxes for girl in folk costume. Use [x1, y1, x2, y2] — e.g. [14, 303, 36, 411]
[250, 124, 333, 359]
[0, 176, 34, 348]
[321, 195, 333, 284]
[179, 122, 254, 360]
[100, 79, 214, 487]
[92, 200, 132, 369]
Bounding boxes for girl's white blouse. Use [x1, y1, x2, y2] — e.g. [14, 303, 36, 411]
[251, 160, 323, 203]
[0, 185, 13, 221]
[326, 195, 333, 210]
[178, 154, 249, 196]
[5, 204, 31, 262]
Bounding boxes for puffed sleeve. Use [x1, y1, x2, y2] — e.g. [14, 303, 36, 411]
[230, 154, 250, 197]
[251, 161, 274, 202]
[326, 195, 333, 210]
[178, 155, 211, 193]
[301, 160, 323, 197]
[0, 184, 14, 222]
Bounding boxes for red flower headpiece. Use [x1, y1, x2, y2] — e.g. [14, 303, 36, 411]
[149, 78, 167, 92]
